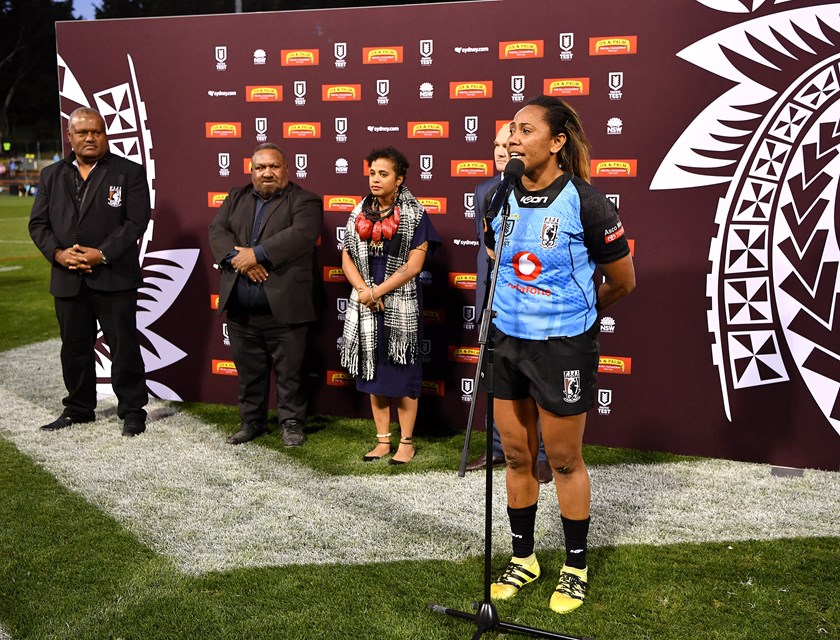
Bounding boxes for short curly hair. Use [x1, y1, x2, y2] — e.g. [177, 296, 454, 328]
[365, 146, 410, 178]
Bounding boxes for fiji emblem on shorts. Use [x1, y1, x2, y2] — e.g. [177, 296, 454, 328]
[540, 216, 559, 249]
[563, 369, 581, 403]
[107, 186, 122, 208]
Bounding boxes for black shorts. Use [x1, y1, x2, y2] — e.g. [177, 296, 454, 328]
[488, 324, 600, 416]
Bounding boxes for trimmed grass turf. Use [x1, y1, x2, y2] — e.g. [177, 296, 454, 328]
[0, 196, 57, 351]
[1, 437, 837, 640]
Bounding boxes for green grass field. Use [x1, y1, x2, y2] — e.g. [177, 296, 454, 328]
[0, 196, 58, 351]
[0, 196, 837, 640]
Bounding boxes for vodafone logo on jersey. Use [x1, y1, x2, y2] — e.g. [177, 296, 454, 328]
[512, 252, 543, 281]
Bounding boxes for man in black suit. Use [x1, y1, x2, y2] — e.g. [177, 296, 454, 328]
[29, 107, 151, 436]
[467, 123, 551, 482]
[209, 143, 322, 447]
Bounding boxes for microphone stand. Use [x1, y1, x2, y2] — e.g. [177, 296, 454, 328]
[429, 197, 588, 640]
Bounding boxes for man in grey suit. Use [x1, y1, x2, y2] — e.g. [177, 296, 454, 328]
[29, 107, 151, 436]
[209, 143, 322, 447]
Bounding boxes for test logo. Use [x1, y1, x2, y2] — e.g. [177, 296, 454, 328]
[218, 152, 230, 177]
[215, 45, 227, 70]
[461, 377, 474, 402]
[597, 389, 612, 415]
[464, 193, 475, 219]
[463, 305, 476, 329]
[334, 42, 347, 68]
[377, 79, 390, 105]
[295, 154, 308, 179]
[420, 154, 433, 181]
[464, 115, 478, 143]
[336, 298, 348, 320]
[559, 33, 573, 61]
[335, 117, 348, 143]
[255, 117, 267, 142]
[294, 81, 307, 106]
[420, 39, 434, 65]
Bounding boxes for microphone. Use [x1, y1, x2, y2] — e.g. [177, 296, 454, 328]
[485, 158, 525, 221]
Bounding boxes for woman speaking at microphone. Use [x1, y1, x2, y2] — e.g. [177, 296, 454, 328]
[340, 147, 440, 464]
[484, 96, 635, 613]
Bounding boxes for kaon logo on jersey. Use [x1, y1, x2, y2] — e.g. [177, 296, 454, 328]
[209, 294, 220, 310]
[513, 252, 543, 281]
[589, 36, 637, 56]
[591, 159, 637, 178]
[449, 346, 480, 364]
[450, 81, 493, 99]
[322, 84, 362, 101]
[499, 40, 544, 59]
[284, 122, 321, 138]
[449, 272, 477, 289]
[407, 121, 449, 138]
[417, 197, 447, 214]
[598, 356, 632, 375]
[544, 78, 590, 96]
[246, 86, 282, 102]
[205, 122, 241, 138]
[207, 192, 228, 208]
[363, 46, 403, 64]
[324, 195, 362, 212]
[421, 380, 445, 396]
[326, 370, 354, 387]
[211, 360, 237, 376]
[450, 160, 492, 177]
[323, 266, 347, 282]
[281, 49, 319, 66]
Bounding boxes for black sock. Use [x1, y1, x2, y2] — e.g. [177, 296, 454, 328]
[561, 515, 590, 569]
[507, 503, 538, 558]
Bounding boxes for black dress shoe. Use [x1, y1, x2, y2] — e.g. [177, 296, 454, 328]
[226, 421, 267, 445]
[122, 420, 146, 437]
[39, 415, 93, 431]
[537, 459, 553, 484]
[281, 419, 306, 447]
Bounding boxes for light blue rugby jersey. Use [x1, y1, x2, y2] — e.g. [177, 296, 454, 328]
[489, 173, 629, 340]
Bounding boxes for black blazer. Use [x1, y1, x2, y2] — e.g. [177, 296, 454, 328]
[208, 182, 323, 325]
[29, 152, 151, 297]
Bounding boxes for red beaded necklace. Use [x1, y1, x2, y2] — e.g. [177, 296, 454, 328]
[355, 193, 401, 243]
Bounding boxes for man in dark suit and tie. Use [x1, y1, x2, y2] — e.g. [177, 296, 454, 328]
[209, 143, 322, 447]
[29, 107, 151, 436]
[467, 123, 551, 482]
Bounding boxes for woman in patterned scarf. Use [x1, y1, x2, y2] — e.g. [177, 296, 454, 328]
[340, 147, 440, 464]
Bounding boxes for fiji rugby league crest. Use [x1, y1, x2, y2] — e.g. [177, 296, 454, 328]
[540, 216, 559, 249]
[563, 369, 581, 403]
[107, 185, 122, 207]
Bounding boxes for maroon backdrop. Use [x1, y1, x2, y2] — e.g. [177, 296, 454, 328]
[55, 0, 840, 469]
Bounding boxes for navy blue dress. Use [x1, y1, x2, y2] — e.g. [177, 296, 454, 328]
[356, 213, 440, 398]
